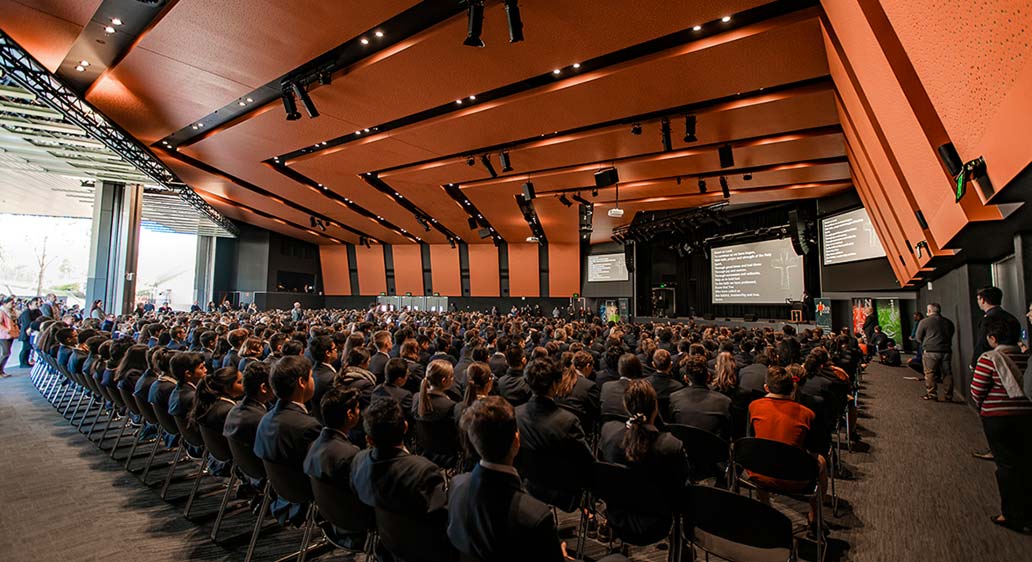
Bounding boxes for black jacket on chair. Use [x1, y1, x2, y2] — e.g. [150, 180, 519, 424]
[253, 400, 321, 469]
[447, 464, 564, 562]
[303, 427, 360, 491]
[223, 397, 269, 447]
[197, 398, 236, 435]
[372, 383, 414, 419]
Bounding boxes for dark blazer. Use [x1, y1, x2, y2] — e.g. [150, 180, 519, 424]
[412, 392, 457, 422]
[56, 345, 75, 373]
[973, 306, 1023, 367]
[168, 384, 197, 418]
[133, 369, 158, 412]
[220, 350, 241, 370]
[369, 351, 390, 383]
[595, 367, 620, 387]
[497, 368, 532, 406]
[66, 348, 88, 376]
[310, 362, 337, 423]
[555, 375, 599, 431]
[488, 353, 508, 378]
[197, 398, 236, 435]
[646, 372, 685, 417]
[667, 386, 732, 439]
[600, 379, 632, 418]
[223, 397, 269, 447]
[447, 465, 563, 562]
[514, 395, 595, 508]
[253, 400, 321, 469]
[372, 383, 414, 419]
[738, 363, 768, 393]
[403, 359, 425, 394]
[303, 427, 360, 490]
[147, 377, 177, 420]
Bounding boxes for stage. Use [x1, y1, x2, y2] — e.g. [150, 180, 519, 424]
[633, 316, 818, 331]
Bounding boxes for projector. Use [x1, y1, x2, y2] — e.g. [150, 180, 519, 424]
[607, 207, 624, 218]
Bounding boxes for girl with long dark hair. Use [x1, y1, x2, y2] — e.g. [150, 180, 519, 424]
[188, 366, 243, 432]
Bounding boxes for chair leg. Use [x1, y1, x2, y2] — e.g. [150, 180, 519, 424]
[125, 428, 143, 471]
[184, 447, 209, 518]
[85, 403, 106, 438]
[141, 429, 165, 483]
[816, 492, 825, 562]
[160, 440, 184, 500]
[62, 386, 80, 416]
[69, 391, 87, 422]
[210, 468, 237, 542]
[244, 481, 272, 562]
[76, 396, 96, 429]
[297, 504, 317, 562]
[109, 416, 132, 458]
[363, 530, 378, 562]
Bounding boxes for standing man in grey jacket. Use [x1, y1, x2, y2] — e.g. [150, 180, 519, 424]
[915, 303, 956, 402]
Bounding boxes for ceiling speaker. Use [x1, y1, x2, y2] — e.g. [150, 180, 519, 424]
[594, 167, 619, 188]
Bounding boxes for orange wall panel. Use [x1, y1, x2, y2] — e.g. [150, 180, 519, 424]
[468, 244, 500, 297]
[392, 245, 424, 296]
[429, 244, 461, 296]
[319, 245, 351, 296]
[548, 244, 581, 297]
[354, 245, 386, 296]
[507, 244, 539, 297]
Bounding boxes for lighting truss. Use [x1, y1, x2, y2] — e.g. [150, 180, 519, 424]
[0, 29, 238, 236]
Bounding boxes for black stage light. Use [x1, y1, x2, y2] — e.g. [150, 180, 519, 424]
[504, 0, 524, 43]
[480, 154, 498, 178]
[309, 216, 317, 228]
[282, 90, 301, 121]
[683, 114, 697, 143]
[631, 122, 642, 135]
[558, 194, 572, 207]
[468, 217, 478, 230]
[743, 173, 752, 181]
[466, 155, 476, 166]
[719, 175, 730, 198]
[464, 0, 486, 47]
[572, 193, 591, 206]
[449, 238, 456, 249]
[661, 117, 672, 152]
[291, 82, 319, 118]
[591, 188, 599, 197]
[522, 181, 536, 200]
[319, 71, 332, 85]
[500, 150, 513, 172]
[718, 144, 735, 168]
[478, 227, 492, 239]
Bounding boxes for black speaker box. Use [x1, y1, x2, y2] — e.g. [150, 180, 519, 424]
[594, 168, 619, 188]
[623, 243, 635, 273]
[702, 313, 715, 321]
[743, 313, 758, 322]
[718, 144, 735, 168]
[521, 181, 536, 200]
[937, 142, 963, 177]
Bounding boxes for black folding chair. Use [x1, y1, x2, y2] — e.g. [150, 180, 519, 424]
[732, 437, 825, 561]
[309, 476, 377, 560]
[228, 437, 271, 562]
[683, 485, 797, 561]
[263, 460, 328, 562]
[372, 505, 453, 562]
[198, 425, 238, 538]
[667, 424, 731, 486]
[412, 417, 461, 470]
[590, 461, 682, 561]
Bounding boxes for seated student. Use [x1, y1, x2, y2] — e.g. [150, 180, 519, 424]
[599, 380, 689, 540]
[594, 346, 623, 387]
[65, 329, 94, 377]
[878, 339, 902, 367]
[368, 330, 392, 383]
[748, 365, 827, 536]
[147, 348, 181, 447]
[350, 398, 452, 562]
[101, 338, 132, 390]
[188, 366, 243, 435]
[254, 355, 321, 525]
[263, 332, 287, 365]
[646, 349, 684, 416]
[336, 347, 377, 407]
[555, 351, 600, 432]
[308, 335, 338, 423]
[515, 358, 595, 510]
[220, 328, 249, 369]
[739, 350, 774, 394]
[667, 355, 732, 438]
[168, 352, 207, 421]
[449, 397, 580, 562]
[236, 337, 264, 373]
[223, 361, 274, 448]
[372, 357, 414, 417]
[114, 344, 149, 419]
[496, 345, 531, 406]
[166, 326, 188, 351]
[600, 353, 645, 418]
[412, 359, 459, 466]
[400, 339, 427, 394]
[303, 387, 369, 549]
[54, 326, 79, 374]
[454, 361, 494, 426]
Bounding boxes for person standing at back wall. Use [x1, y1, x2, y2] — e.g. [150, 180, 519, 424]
[971, 287, 1023, 371]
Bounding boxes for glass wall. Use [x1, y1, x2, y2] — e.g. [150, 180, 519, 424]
[135, 224, 197, 311]
[0, 213, 92, 307]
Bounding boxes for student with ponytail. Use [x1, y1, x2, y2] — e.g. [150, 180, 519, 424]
[414, 359, 457, 421]
[454, 361, 493, 424]
[188, 366, 244, 433]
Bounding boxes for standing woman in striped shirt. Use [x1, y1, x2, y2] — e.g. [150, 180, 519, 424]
[971, 318, 1032, 534]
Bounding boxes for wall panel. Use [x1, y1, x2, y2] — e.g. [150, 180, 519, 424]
[320, 245, 351, 295]
[548, 244, 581, 297]
[429, 244, 462, 296]
[354, 244, 386, 295]
[507, 244, 540, 297]
[391, 244, 424, 296]
[467, 244, 500, 297]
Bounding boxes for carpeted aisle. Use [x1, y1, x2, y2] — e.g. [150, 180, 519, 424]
[1, 349, 1029, 561]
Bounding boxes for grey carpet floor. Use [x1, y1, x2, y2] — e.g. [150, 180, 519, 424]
[1, 351, 1029, 561]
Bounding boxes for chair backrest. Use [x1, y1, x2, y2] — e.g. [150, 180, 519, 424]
[263, 460, 314, 504]
[119, 386, 143, 417]
[684, 485, 793, 562]
[733, 437, 818, 489]
[374, 506, 453, 562]
[517, 445, 585, 511]
[591, 461, 675, 517]
[413, 417, 459, 458]
[309, 477, 374, 534]
[667, 423, 730, 470]
[173, 414, 205, 449]
[152, 403, 181, 436]
[227, 436, 266, 481]
[134, 394, 160, 424]
[199, 425, 233, 463]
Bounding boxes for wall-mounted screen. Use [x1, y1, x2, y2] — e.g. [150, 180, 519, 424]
[711, 238, 804, 304]
[588, 253, 629, 282]
[821, 207, 886, 265]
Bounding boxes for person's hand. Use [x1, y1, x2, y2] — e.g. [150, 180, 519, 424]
[1020, 341, 1029, 353]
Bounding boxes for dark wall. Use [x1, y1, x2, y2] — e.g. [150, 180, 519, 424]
[213, 222, 321, 296]
[267, 231, 321, 293]
[917, 262, 992, 405]
[255, 292, 324, 311]
[234, 224, 270, 292]
[581, 241, 633, 298]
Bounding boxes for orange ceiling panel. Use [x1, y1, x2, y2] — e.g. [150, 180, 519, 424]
[0, 0, 100, 72]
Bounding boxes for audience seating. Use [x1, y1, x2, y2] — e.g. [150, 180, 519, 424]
[684, 485, 797, 562]
[667, 423, 732, 486]
[308, 476, 377, 560]
[591, 461, 682, 561]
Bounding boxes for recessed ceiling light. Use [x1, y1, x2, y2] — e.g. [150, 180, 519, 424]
[355, 130, 361, 135]
[104, 26, 115, 34]
[74, 65, 85, 72]
[363, 128, 370, 132]
[79, 60, 90, 67]
[196, 122, 204, 127]
[111, 18, 122, 26]
[469, 95, 476, 100]
[360, 38, 369, 45]
[456, 99, 463, 104]
[552, 69, 561, 75]
[693, 25, 702, 31]
[238, 101, 246, 106]
[721, 16, 731, 22]
[246, 97, 253, 103]
[572, 63, 581, 69]
[374, 30, 384, 38]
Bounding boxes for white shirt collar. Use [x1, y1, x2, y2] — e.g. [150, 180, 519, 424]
[479, 460, 520, 478]
[290, 400, 309, 414]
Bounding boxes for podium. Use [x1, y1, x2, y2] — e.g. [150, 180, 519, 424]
[789, 300, 804, 323]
